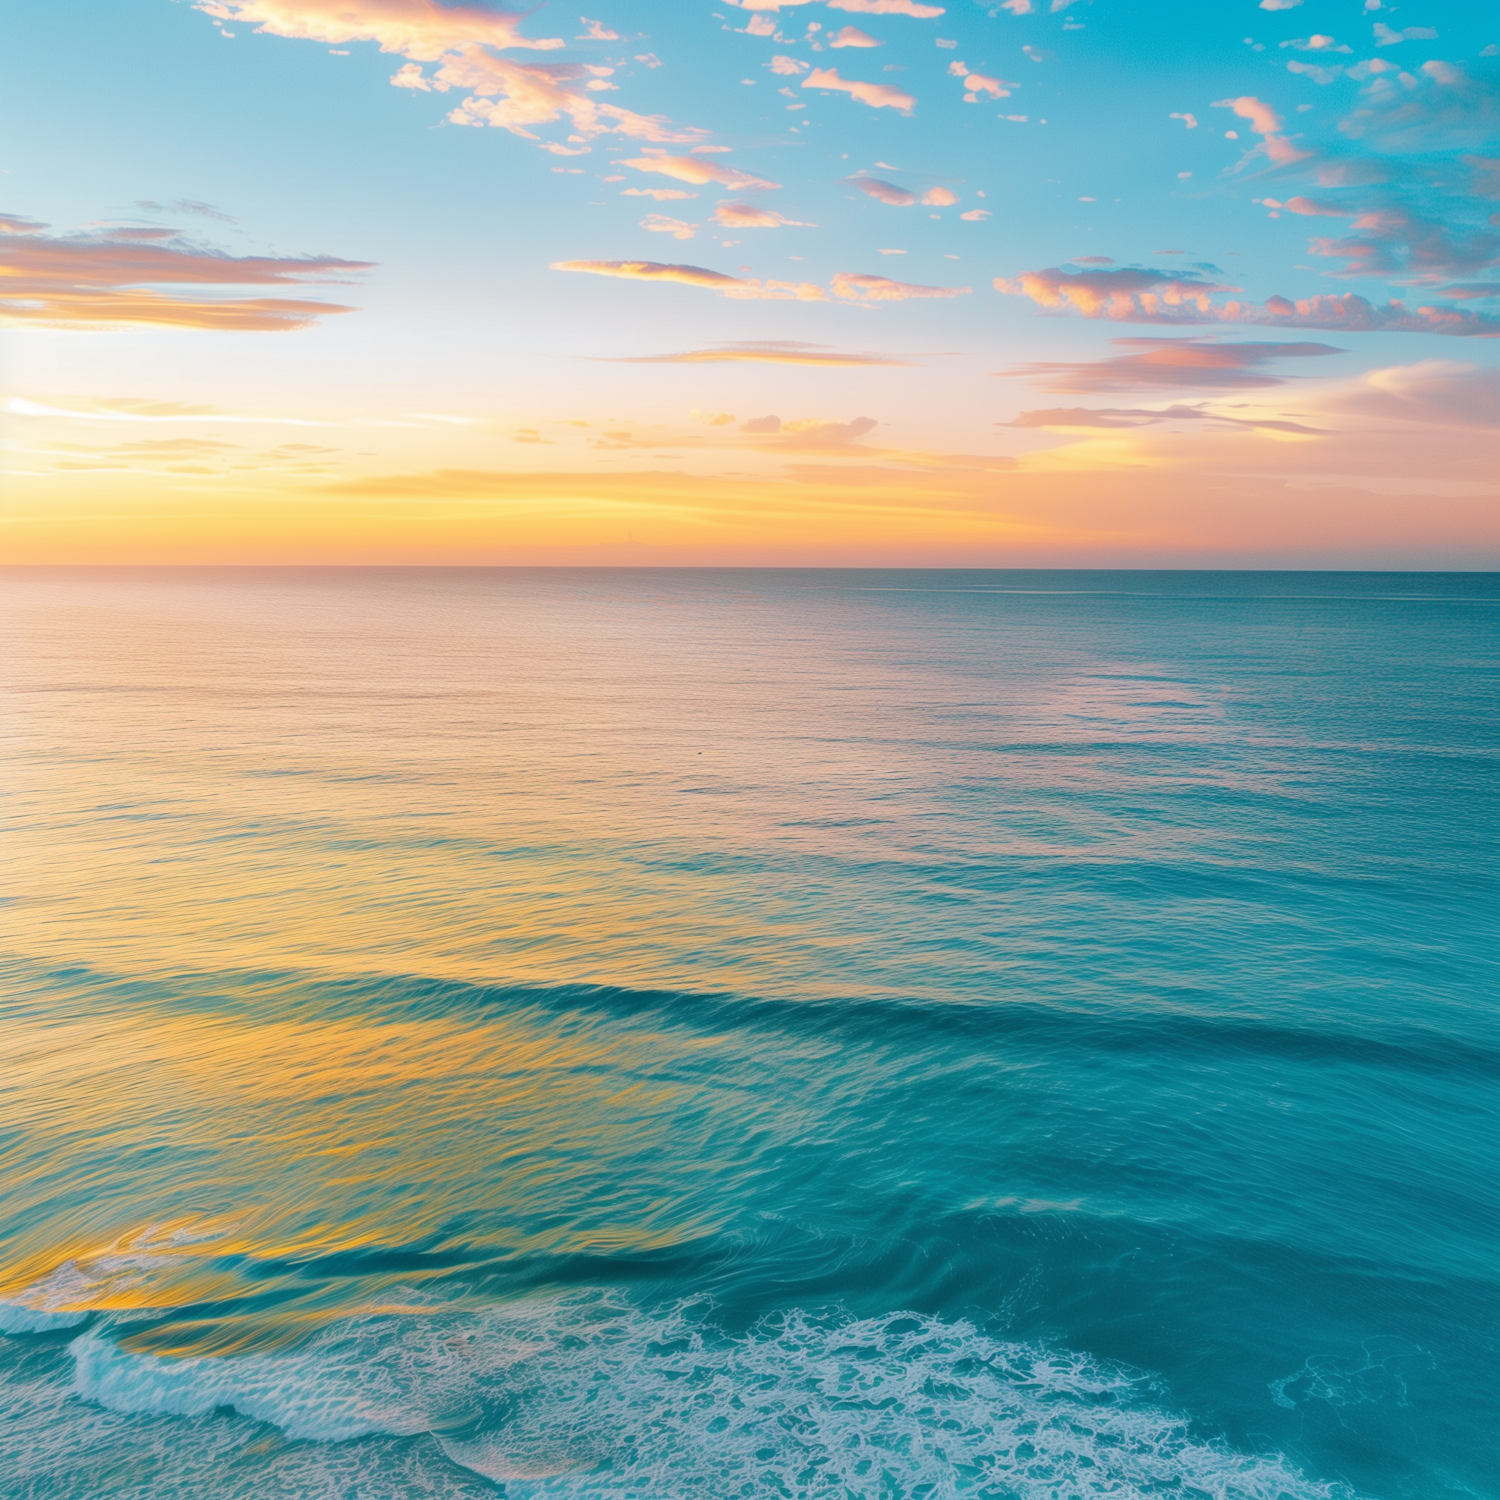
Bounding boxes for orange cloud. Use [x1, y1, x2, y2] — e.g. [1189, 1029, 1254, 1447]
[199, 3, 704, 154]
[831, 271, 971, 301]
[194, 0, 563, 57]
[640, 215, 697, 239]
[0, 217, 368, 331]
[711, 201, 812, 228]
[622, 155, 781, 189]
[802, 68, 915, 112]
[552, 259, 826, 299]
[432, 54, 698, 144]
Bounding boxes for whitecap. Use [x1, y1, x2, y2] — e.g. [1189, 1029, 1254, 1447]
[57, 1290, 1357, 1498]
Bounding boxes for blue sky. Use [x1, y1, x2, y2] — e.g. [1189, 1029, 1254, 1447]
[2, 0, 1497, 563]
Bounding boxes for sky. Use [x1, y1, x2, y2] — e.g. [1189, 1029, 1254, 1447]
[2, 0, 1497, 565]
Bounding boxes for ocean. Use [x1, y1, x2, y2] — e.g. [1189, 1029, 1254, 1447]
[0, 567, 1494, 1500]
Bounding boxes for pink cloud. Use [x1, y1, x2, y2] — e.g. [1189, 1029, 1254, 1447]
[803, 67, 915, 112]
[1264, 195, 1349, 215]
[996, 264, 1500, 335]
[922, 187, 958, 206]
[197, 3, 706, 156]
[829, 25, 881, 47]
[853, 176, 917, 206]
[1213, 95, 1311, 164]
[957, 71, 1009, 100]
[554, 261, 969, 306]
[621, 187, 698, 201]
[996, 265, 1237, 318]
[997, 337, 1342, 392]
[622, 154, 781, 189]
[831, 271, 971, 301]
[827, 0, 944, 16]
[1324, 360, 1500, 427]
[0, 216, 368, 331]
[1305, 206, 1500, 281]
[641, 215, 697, 240]
[193, 0, 564, 57]
[552, 259, 826, 299]
[712, 201, 812, 227]
[436, 53, 699, 144]
[1002, 404, 1328, 434]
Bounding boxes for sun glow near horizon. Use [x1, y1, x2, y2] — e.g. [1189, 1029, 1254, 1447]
[2, 0, 1497, 566]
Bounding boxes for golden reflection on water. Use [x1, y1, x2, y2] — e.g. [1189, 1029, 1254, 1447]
[0, 995, 738, 1323]
[0, 568, 1198, 1352]
[2, 568, 1149, 998]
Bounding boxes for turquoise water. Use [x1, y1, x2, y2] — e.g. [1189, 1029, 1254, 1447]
[1, 568, 1495, 1499]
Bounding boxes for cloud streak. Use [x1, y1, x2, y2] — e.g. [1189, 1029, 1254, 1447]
[832, 272, 971, 301]
[997, 337, 1343, 392]
[711, 202, 813, 228]
[1002, 403, 1329, 434]
[996, 265, 1500, 336]
[0, 215, 368, 331]
[803, 68, 916, 112]
[606, 341, 917, 366]
[623, 154, 781, 189]
[553, 260, 971, 304]
[552, 259, 826, 300]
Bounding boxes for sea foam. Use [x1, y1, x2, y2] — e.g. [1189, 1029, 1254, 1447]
[54, 1289, 1355, 1498]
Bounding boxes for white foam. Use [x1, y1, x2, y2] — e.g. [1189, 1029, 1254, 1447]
[57, 1291, 1355, 1498]
[0, 1302, 88, 1334]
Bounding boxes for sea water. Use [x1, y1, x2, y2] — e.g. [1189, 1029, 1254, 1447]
[0, 568, 1494, 1500]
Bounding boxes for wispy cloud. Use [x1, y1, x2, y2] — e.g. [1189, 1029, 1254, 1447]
[996, 265, 1500, 336]
[1002, 403, 1329, 434]
[803, 68, 915, 112]
[136, 198, 239, 223]
[197, 1, 704, 155]
[712, 201, 813, 228]
[621, 187, 698, 201]
[0, 215, 368, 331]
[552, 259, 826, 299]
[853, 176, 918, 206]
[622, 154, 781, 189]
[1212, 95, 1310, 165]
[1324, 360, 1500, 427]
[554, 260, 970, 304]
[831, 271, 971, 301]
[827, 0, 944, 16]
[194, 0, 563, 57]
[640, 214, 697, 239]
[606, 341, 917, 366]
[997, 337, 1343, 392]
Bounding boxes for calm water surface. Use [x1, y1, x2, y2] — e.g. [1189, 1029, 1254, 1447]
[0, 568, 1495, 1499]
